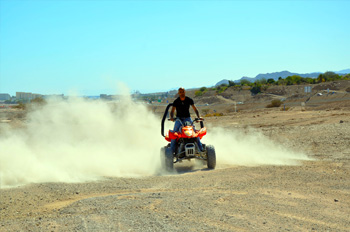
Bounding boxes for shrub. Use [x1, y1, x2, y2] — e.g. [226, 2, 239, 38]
[201, 108, 210, 115]
[26, 97, 47, 111]
[216, 86, 228, 94]
[195, 90, 203, 96]
[30, 97, 46, 105]
[214, 112, 224, 116]
[280, 106, 291, 111]
[195, 87, 208, 96]
[266, 99, 282, 108]
[250, 85, 261, 95]
[204, 112, 224, 117]
[267, 78, 275, 84]
[12, 102, 26, 110]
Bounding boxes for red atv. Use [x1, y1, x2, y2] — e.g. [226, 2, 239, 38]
[161, 104, 216, 171]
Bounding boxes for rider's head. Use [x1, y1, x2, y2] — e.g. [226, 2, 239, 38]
[178, 87, 186, 99]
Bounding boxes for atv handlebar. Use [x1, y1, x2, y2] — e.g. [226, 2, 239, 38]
[168, 118, 204, 128]
[194, 118, 204, 122]
[161, 103, 204, 137]
[195, 118, 205, 128]
[168, 118, 204, 122]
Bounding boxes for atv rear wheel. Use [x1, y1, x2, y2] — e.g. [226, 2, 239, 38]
[160, 147, 166, 169]
[163, 147, 174, 172]
[206, 145, 216, 169]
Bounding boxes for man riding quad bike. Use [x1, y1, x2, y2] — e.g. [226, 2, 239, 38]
[160, 87, 216, 171]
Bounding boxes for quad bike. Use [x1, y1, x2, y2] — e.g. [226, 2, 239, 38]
[160, 103, 216, 171]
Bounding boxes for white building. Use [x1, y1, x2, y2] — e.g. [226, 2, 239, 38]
[16, 92, 42, 101]
[0, 93, 11, 101]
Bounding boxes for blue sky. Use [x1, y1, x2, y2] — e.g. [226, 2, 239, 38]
[0, 0, 349, 96]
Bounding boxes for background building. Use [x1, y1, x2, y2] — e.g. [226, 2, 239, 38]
[0, 93, 11, 101]
[16, 92, 42, 102]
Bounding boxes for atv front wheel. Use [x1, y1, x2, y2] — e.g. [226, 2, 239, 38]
[206, 145, 216, 169]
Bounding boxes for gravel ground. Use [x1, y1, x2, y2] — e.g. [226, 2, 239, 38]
[1, 107, 350, 231]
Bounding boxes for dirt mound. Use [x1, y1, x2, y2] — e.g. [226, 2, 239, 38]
[313, 82, 341, 91]
[266, 87, 287, 95]
[195, 96, 228, 105]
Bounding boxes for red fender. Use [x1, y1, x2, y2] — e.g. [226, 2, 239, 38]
[165, 127, 207, 141]
[165, 130, 180, 142]
[195, 127, 207, 139]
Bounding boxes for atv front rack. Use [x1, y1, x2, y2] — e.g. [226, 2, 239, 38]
[173, 143, 207, 163]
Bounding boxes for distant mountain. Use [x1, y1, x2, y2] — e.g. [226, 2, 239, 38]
[241, 71, 322, 82]
[215, 79, 230, 86]
[239, 76, 256, 82]
[237, 69, 350, 83]
[336, 69, 350, 74]
[214, 69, 349, 87]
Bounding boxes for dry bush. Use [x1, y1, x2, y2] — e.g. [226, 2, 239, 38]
[202, 108, 210, 115]
[30, 97, 46, 105]
[205, 112, 224, 117]
[266, 99, 282, 108]
[12, 102, 26, 110]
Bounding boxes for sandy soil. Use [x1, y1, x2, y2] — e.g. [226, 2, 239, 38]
[1, 91, 350, 231]
[0, 81, 350, 231]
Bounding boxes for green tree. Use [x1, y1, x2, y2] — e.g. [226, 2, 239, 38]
[324, 71, 340, 81]
[228, 80, 237, 87]
[317, 71, 340, 83]
[195, 87, 208, 96]
[216, 85, 228, 94]
[256, 78, 267, 85]
[303, 77, 315, 84]
[286, 75, 302, 85]
[250, 83, 262, 95]
[317, 74, 325, 83]
[31, 97, 46, 105]
[240, 79, 252, 86]
[343, 74, 350, 80]
[267, 78, 275, 84]
[276, 77, 286, 85]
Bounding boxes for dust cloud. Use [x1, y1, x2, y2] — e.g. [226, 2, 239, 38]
[0, 95, 164, 188]
[1, 94, 309, 188]
[205, 127, 311, 166]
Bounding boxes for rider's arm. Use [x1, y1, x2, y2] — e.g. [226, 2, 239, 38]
[192, 104, 203, 119]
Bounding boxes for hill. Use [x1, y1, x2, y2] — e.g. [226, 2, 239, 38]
[214, 69, 350, 86]
[337, 69, 350, 74]
[240, 71, 322, 82]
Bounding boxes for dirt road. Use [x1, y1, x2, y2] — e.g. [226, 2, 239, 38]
[1, 108, 350, 231]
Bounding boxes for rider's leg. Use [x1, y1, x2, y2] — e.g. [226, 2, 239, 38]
[170, 120, 182, 154]
[182, 117, 193, 125]
[197, 138, 203, 152]
[183, 117, 203, 152]
[170, 139, 176, 154]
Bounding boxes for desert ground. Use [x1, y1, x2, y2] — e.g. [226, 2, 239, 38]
[1, 82, 350, 231]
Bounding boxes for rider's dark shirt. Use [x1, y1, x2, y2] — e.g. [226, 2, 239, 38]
[173, 97, 194, 118]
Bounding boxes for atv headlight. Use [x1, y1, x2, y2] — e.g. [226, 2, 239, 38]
[184, 130, 193, 137]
